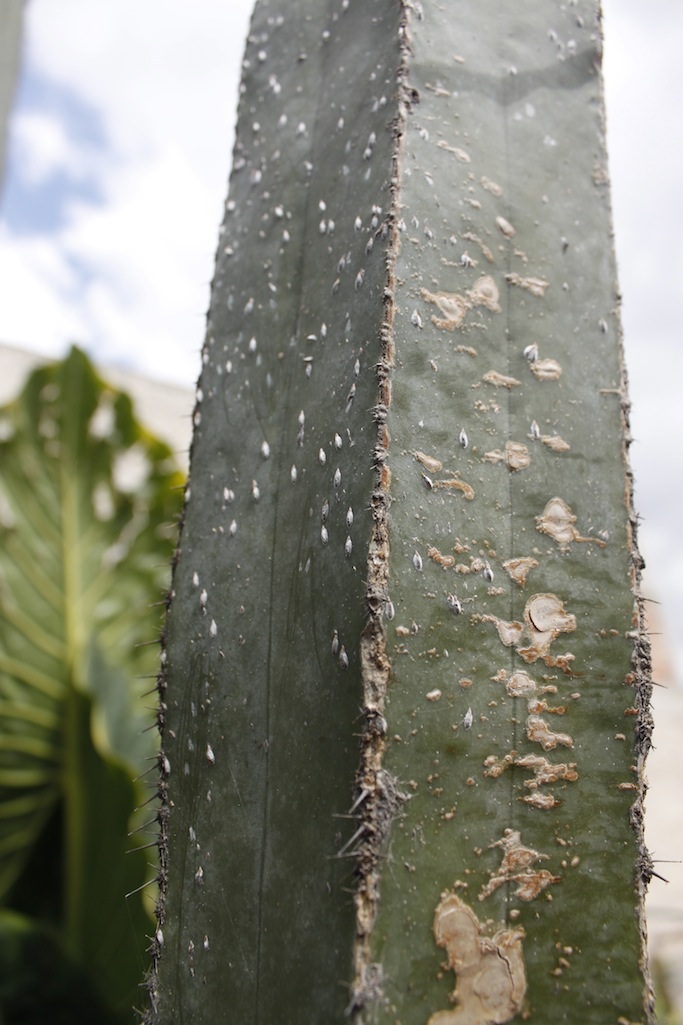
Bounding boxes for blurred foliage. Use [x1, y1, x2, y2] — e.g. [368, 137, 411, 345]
[653, 955, 683, 1025]
[0, 346, 183, 1023]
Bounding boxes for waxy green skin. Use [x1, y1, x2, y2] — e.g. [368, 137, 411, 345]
[152, 2, 652, 1023]
[366, 5, 649, 1024]
[154, 2, 399, 1021]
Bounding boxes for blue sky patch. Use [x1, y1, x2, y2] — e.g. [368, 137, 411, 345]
[2, 68, 108, 234]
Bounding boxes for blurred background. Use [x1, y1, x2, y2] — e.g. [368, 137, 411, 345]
[1, 0, 681, 1018]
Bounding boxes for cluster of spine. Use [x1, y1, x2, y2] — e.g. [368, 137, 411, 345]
[349, 6, 412, 1017]
[619, 370, 656, 1019]
[146, 510, 186, 1019]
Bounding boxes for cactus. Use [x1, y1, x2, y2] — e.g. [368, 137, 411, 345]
[151, 2, 653, 1023]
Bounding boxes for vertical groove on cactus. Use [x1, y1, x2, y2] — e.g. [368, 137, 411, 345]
[150, 2, 654, 1023]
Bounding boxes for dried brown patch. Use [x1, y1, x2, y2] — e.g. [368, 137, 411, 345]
[536, 496, 607, 550]
[530, 359, 562, 381]
[505, 272, 549, 296]
[433, 477, 475, 500]
[414, 450, 443, 473]
[540, 434, 570, 452]
[479, 828, 560, 902]
[420, 275, 500, 330]
[427, 893, 526, 1025]
[427, 545, 455, 569]
[526, 715, 574, 751]
[503, 556, 539, 587]
[482, 369, 521, 389]
[482, 440, 531, 471]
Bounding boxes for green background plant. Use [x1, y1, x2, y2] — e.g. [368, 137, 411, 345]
[0, 346, 183, 1023]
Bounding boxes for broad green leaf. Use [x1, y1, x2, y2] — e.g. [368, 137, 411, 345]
[0, 908, 118, 1025]
[0, 689, 152, 1023]
[0, 346, 183, 1015]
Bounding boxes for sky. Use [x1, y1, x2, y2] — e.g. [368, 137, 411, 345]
[1, 0, 682, 681]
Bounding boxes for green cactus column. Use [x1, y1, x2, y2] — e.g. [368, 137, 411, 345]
[150, 2, 653, 1023]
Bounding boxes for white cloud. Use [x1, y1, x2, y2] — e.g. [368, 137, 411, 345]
[0, 224, 86, 352]
[11, 109, 86, 184]
[1, 0, 254, 382]
[23, 0, 253, 168]
[58, 146, 219, 374]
